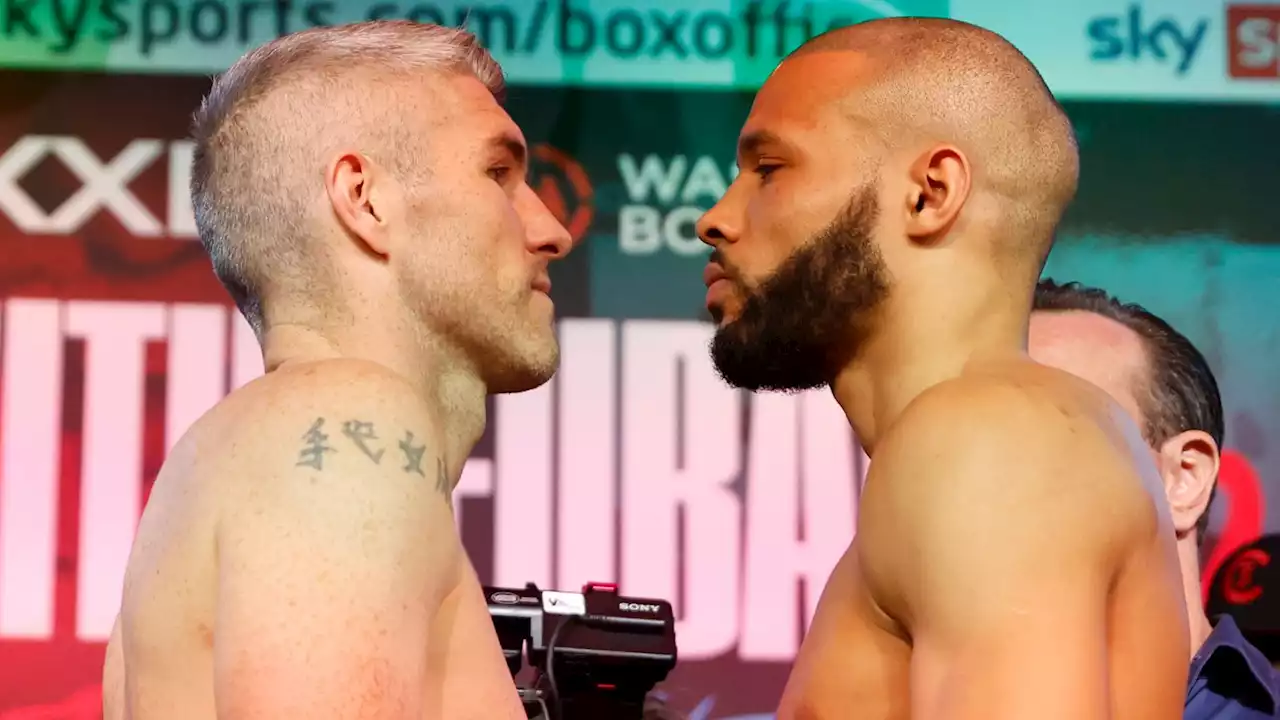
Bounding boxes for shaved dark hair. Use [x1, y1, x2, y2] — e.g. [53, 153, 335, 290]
[791, 18, 1079, 277]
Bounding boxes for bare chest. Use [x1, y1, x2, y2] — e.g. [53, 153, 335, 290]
[779, 545, 912, 720]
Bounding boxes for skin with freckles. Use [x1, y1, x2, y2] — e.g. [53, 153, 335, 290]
[104, 22, 574, 720]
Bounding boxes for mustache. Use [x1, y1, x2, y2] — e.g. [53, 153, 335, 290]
[709, 250, 751, 289]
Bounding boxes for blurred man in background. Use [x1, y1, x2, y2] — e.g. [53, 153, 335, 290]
[1031, 279, 1280, 717]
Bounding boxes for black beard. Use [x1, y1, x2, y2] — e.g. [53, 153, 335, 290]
[710, 186, 890, 392]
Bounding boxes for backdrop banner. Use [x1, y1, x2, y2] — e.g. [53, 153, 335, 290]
[0, 0, 947, 85]
[0, 3, 1276, 719]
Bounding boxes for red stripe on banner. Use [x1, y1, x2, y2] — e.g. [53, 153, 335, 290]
[0, 681, 100, 719]
[0, 231, 230, 305]
[1202, 450, 1266, 603]
[0, 641, 104, 715]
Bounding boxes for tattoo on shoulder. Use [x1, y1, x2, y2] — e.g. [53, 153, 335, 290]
[297, 417, 335, 469]
[398, 430, 427, 476]
[341, 420, 386, 464]
[297, 422, 451, 498]
[396, 432, 451, 499]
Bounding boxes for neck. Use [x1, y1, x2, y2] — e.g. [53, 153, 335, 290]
[1181, 533, 1214, 659]
[259, 308, 487, 476]
[830, 273, 1030, 454]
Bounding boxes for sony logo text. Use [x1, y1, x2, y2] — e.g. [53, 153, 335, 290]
[620, 602, 663, 613]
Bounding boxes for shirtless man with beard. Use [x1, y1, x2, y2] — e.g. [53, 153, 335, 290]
[697, 17, 1188, 720]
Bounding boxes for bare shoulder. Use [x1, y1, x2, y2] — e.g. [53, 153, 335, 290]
[186, 359, 441, 468]
[200, 360, 471, 717]
[856, 365, 1173, 639]
[892, 363, 1121, 441]
[198, 358, 456, 542]
[880, 362, 1142, 474]
[868, 364, 1164, 550]
[246, 357, 433, 411]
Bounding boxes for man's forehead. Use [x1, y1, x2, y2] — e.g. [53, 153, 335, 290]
[743, 55, 875, 151]
[757, 52, 874, 107]
[1031, 309, 1141, 347]
[739, 99, 837, 157]
[418, 73, 511, 122]
[426, 76, 526, 148]
[1029, 310, 1149, 381]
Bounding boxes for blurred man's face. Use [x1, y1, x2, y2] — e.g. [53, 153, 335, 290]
[1031, 307, 1220, 548]
[1028, 309, 1150, 428]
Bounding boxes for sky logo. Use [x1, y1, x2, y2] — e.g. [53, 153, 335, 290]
[1087, 4, 1209, 75]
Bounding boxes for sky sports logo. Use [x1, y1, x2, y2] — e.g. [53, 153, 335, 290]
[1086, 3, 1278, 80]
[1227, 4, 1280, 79]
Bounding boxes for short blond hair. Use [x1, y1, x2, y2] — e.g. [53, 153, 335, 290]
[190, 21, 505, 335]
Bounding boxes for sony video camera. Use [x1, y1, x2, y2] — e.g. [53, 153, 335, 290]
[484, 581, 677, 720]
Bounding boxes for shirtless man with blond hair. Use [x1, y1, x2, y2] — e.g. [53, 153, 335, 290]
[102, 20, 572, 720]
[698, 17, 1189, 719]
